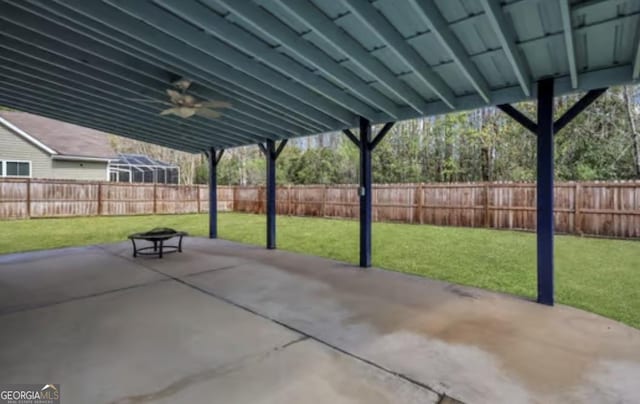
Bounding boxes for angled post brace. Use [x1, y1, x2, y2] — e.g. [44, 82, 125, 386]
[496, 104, 538, 134]
[342, 129, 360, 147]
[497, 88, 608, 136]
[553, 88, 607, 133]
[342, 121, 395, 151]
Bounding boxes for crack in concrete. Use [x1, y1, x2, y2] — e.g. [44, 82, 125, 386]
[182, 264, 241, 278]
[109, 336, 310, 404]
[95, 244, 241, 280]
[0, 278, 171, 317]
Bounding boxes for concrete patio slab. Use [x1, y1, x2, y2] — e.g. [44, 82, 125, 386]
[1, 238, 638, 404]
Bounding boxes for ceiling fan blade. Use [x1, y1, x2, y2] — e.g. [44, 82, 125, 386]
[198, 100, 232, 109]
[195, 108, 222, 119]
[181, 94, 198, 107]
[176, 107, 197, 118]
[160, 107, 197, 118]
[159, 107, 178, 116]
[166, 89, 183, 103]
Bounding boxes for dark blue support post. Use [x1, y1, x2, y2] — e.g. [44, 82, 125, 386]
[259, 139, 287, 250]
[498, 83, 605, 306]
[359, 117, 372, 267]
[208, 147, 223, 239]
[343, 120, 394, 268]
[266, 139, 277, 249]
[536, 78, 554, 305]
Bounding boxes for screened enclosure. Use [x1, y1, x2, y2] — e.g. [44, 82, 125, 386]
[108, 154, 180, 184]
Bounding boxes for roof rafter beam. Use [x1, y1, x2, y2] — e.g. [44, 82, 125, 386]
[0, 60, 243, 148]
[0, 9, 269, 143]
[281, 0, 428, 115]
[209, 0, 399, 119]
[102, 0, 356, 126]
[50, 0, 341, 130]
[633, 24, 640, 80]
[0, 80, 224, 150]
[407, 0, 491, 103]
[635, 46, 640, 80]
[0, 92, 210, 152]
[0, 33, 270, 144]
[559, 0, 578, 88]
[0, 51, 256, 145]
[341, 0, 456, 109]
[0, 94, 205, 152]
[21, 0, 322, 134]
[480, 0, 532, 96]
[0, 74, 234, 150]
[0, 77, 231, 150]
[153, 0, 381, 120]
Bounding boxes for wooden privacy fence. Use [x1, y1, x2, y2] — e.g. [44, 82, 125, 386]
[1, 178, 639, 239]
[232, 182, 640, 239]
[0, 178, 233, 219]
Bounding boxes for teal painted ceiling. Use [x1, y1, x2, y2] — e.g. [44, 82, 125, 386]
[0, 0, 638, 152]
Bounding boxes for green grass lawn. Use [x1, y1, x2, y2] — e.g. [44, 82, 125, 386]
[1, 212, 638, 329]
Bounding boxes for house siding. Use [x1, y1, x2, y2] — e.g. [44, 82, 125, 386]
[51, 160, 108, 181]
[0, 123, 52, 178]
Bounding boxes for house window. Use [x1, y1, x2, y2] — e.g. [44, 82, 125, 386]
[1, 160, 31, 177]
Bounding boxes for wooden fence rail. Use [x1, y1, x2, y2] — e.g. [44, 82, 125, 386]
[1, 179, 639, 239]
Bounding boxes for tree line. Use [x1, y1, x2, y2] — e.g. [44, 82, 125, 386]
[111, 85, 640, 185]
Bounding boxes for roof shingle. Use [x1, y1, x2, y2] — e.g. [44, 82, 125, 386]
[0, 111, 116, 159]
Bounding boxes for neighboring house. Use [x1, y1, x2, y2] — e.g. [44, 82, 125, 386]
[0, 111, 116, 181]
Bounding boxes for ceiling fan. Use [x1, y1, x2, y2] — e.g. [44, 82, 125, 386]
[133, 79, 231, 119]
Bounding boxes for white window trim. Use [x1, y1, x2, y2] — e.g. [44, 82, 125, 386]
[1, 160, 32, 178]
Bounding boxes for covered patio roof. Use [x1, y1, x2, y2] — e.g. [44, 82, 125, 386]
[1, 0, 638, 152]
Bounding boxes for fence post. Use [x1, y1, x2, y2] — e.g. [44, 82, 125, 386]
[415, 183, 424, 224]
[484, 182, 490, 228]
[285, 184, 291, 215]
[232, 185, 238, 212]
[153, 183, 158, 214]
[97, 182, 103, 216]
[26, 178, 31, 218]
[197, 185, 201, 213]
[321, 184, 327, 217]
[260, 185, 266, 214]
[574, 182, 582, 235]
